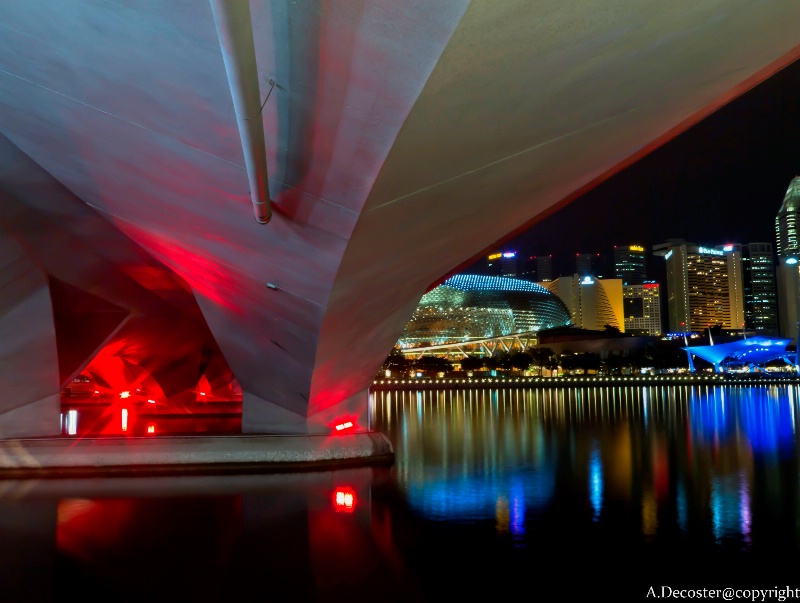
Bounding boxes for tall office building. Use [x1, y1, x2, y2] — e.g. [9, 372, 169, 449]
[480, 249, 519, 276]
[623, 282, 662, 335]
[740, 242, 778, 335]
[776, 176, 800, 256]
[541, 275, 624, 332]
[575, 253, 606, 278]
[652, 239, 744, 334]
[613, 245, 647, 284]
[519, 255, 553, 282]
[776, 176, 800, 338]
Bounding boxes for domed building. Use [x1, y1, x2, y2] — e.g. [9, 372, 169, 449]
[398, 274, 571, 349]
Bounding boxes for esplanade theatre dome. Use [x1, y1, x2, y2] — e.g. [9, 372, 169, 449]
[398, 274, 571, 348]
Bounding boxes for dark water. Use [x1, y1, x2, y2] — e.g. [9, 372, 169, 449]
[4, 385, 800, 602]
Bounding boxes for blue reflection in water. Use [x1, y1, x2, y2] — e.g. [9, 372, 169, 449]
[690, 386, 796, 454]
[738, 388, 795, 453]
[510, 479, 526, 538]
[708, 469, 753, 549]
[406, 468, 554, 524]
[676, 481, 688, 534]
[739, 471, 752, 546]
[589, 444, 603, 522]
[690, 387, 735, 442]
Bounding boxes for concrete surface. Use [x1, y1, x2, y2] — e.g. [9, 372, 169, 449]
[0, 431, 394, 478]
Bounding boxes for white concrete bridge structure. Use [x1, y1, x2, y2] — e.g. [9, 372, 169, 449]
[2, 0, 800, 447]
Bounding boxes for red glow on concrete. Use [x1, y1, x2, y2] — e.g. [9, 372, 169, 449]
[113, 225, 242, 313]
[333, 487, 357, 513]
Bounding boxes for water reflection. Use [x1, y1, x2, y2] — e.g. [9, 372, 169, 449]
[371, 384, 800, 558]
[588, 442, 603, 522]
[2, 384, 800, 600]
[0, 469, 427, 603]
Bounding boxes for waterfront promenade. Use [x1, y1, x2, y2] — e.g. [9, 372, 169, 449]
[371, 372, 800, 390]
[0, 372, 793, 479]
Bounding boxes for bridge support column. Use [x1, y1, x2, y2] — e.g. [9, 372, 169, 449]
[242, 392, 309, 434]
[0, 232, 60, 438]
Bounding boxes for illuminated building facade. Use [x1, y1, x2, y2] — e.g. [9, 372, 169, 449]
[775, 176, 800, 256]
[623, 282, 662, 335]
[398, 274, 571, 348]
[614, 245, 648, 284]
[541, 275, 624, 332]
[776, 176, 800, 338]
[653, 239, 745, 333]
[740, 243, 778, 335]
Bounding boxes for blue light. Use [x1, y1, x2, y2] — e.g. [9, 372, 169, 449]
[786, 258, 798, 265]
[589, 445, 603, 522]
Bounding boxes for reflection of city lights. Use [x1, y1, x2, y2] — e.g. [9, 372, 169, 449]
[496, 496, 510, 534]
[739, 472, 752, 545]
[510, 482, 526, 539]
[589, 445, 603, 522]
[119, 391, 131, 399]
[121, 408, 128, 432]
[334, 487, 356, 512]
[642, 487, 658, 537]
[147, 399, 156, 404]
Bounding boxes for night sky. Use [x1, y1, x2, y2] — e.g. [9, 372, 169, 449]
[505, 57, 800, 280]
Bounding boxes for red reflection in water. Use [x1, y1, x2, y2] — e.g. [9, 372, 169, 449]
[333, 487, 356, 513]
[56, 497, 243, 590]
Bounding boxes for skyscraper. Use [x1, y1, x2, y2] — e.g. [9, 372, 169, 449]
[479, 249, 519, 276]
[519, 255, 553, 282]
[775, 176, 800, 339]
[575, 253, 606, 278]
[741, 243, 778, 335]
[653, 239, 744, 334]
[775, 176, 800, 256]
[613, 245, 647, 284]
[623, 282, 662, 335]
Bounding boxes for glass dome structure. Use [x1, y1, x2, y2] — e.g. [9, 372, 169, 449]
[398, 274, 571, 348]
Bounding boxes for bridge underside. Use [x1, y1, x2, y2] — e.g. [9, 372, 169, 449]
[2, 1, 800, 437]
